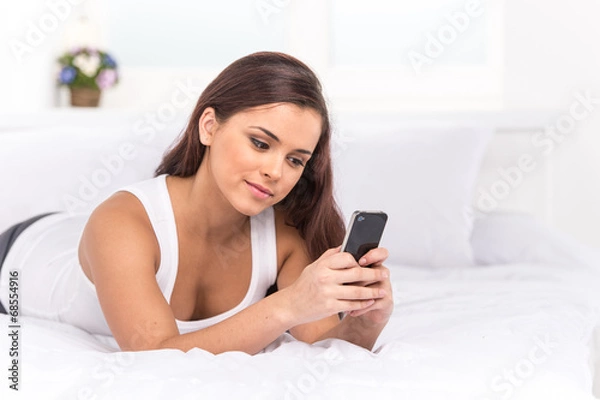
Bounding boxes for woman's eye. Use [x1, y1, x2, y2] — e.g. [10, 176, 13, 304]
[251, 138, 269, 150]
[250, 137, 304, 167]
[289, 157, 305, 167]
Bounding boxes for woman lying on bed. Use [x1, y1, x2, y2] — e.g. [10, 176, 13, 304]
[0, 52, 393, 354]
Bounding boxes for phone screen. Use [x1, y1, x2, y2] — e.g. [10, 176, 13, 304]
[342, 211, 388, 263]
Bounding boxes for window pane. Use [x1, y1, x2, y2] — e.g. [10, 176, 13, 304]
[330, 0, 488, 67]
[106, 0, 289, 67]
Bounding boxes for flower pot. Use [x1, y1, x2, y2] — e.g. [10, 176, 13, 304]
[70, 87, 101, 107]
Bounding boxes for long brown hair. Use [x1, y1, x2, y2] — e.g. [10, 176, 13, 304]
[155, 52, 345, 261]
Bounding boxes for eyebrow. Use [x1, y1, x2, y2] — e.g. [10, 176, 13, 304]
[249, 126, 313, 156]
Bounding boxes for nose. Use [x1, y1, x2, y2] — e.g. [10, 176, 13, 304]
[261, 153, 284, 181]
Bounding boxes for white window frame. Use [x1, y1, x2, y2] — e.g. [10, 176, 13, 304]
[286, 0, 505, 112]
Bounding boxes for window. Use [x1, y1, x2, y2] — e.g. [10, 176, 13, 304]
[320, 0, 505, 111]
[106, 0, 289, 67]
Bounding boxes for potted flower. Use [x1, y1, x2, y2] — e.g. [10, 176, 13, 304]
[57, 47, 119, 107]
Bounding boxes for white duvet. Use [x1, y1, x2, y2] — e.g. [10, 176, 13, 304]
[1, 262, 599, 400]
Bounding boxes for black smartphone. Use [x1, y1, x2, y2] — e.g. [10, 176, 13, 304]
[340, 210, 388, 266]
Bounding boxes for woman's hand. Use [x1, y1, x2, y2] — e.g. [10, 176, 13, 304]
[283, 245, 389, 326]
[343, 247, 393, 326]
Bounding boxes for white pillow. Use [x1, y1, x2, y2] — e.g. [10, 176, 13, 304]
[471, 211, 600, 270]
[0, 113, 185, 232]
[331, 119, 493, 268]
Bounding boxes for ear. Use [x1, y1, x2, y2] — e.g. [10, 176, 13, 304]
[198, 107, 218, 146]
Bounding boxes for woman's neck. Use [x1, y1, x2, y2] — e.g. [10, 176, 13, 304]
[166, 165, 250, 244]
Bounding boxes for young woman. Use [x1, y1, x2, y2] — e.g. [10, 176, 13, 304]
[0, 52, 393, 354]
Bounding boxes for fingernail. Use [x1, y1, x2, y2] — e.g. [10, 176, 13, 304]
[382, 271, 388, 279]
[379, 289, 386, 297]
[359, 257, 367, 265]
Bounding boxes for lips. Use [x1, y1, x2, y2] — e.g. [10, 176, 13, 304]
[245, 181, 274, 196]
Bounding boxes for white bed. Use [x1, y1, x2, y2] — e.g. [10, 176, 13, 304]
[0, 110, 599, 399]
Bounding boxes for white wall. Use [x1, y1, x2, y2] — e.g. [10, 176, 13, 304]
[1, 0, 599, 247]
[0, 0, 66, 111]
[503, 0, 600, 248]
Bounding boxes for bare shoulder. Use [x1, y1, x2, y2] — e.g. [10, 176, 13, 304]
[78, 191, 160, 281]
[78, 191, 178, 350]
[86, 191, 151, 229]
[273, 207, 311, 283]
[274, 207, 309, 258]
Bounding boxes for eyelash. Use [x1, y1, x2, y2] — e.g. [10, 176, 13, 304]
[251, 137, 269, 150]
[250, 138, 305, 167]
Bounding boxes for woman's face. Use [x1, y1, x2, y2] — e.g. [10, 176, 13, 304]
[200, 103, 322, 216]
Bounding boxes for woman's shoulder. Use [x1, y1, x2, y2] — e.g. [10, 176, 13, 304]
[273, 207, 310, 268]
[90, 191, 152, 228]
[80, 192, 159, 261]
[78, 191, 161, 282]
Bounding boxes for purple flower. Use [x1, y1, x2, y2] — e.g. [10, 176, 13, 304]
[95, 69, 118, 89]
[103, 54, 117, 68]
[59, 66, 77, 84]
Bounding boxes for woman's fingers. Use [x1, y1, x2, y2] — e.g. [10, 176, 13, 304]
[325, 251, 361, 270]
[345, 287, 389, 316]
[327, 245, 343, 255]
[335, 284, 386, 301]
[336, 265, 388, 285]
[357, 247, 389, 267]
[317, 246, 389, 271]
[338, 299, 376, 313]
[347, 301, 378, 317]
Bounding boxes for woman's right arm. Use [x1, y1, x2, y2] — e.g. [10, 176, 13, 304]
[79, 194, 382, 354]
[79, 194, 181, 351]
[79, 194, 298, 354]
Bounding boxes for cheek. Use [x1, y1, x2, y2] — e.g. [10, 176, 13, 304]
[212, 140, 254, 176]
[229, 146, 261, 176]
[287, 170, 303, 186]
[277, 171, 304, 198]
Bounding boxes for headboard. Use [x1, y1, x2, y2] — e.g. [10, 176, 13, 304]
[474, 126, 553, 224]
[469, 111, 557, 226]
[0, 110, 558, 234]
[329, 109, 559, 225]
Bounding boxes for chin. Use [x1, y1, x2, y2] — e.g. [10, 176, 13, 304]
[231, 198, 272, 217]
[229, 182, 281, 216]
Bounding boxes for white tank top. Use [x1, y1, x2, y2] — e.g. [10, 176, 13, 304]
[0, 174, 278, 337]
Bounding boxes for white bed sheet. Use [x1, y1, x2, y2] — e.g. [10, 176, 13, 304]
[1, 262, 599, 400]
